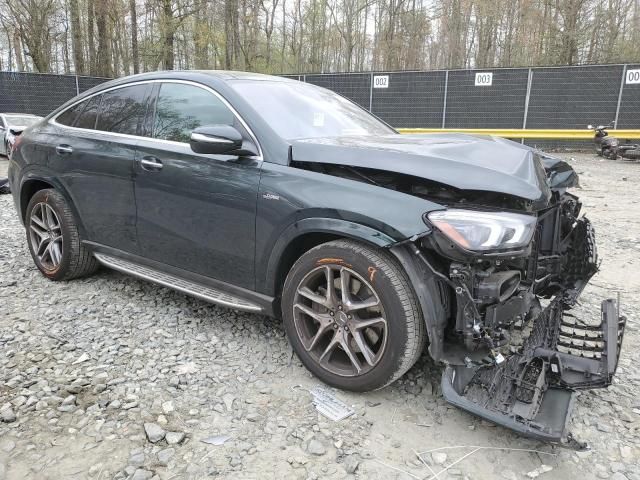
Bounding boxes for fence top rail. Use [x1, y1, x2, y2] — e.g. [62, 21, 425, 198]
[0, 70, 112, 80]
[1, 63, 635, 80]
[280, 62, 634, 77]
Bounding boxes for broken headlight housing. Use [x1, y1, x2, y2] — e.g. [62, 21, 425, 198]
[427, 209, 537, 252]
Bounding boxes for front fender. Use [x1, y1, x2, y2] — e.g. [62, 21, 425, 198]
[256, 162, 441, 295]
[259, 217, 396, 294]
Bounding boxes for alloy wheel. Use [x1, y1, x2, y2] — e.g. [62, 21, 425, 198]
[29, 202, 63, 271]
[292, 265, 388, 377]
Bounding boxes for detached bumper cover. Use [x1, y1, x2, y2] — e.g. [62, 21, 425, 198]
[441, 298, 626, 442]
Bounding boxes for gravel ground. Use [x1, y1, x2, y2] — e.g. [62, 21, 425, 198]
[0, 153, 639, 480]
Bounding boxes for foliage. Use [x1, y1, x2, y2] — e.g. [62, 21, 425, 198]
[0, 0, 638, 75]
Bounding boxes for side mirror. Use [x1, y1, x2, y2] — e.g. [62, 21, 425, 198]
[190, 125, 244, 155]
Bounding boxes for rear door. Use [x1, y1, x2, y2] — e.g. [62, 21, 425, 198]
[134, 81, 261, 290]
[50, 83, 152, 253]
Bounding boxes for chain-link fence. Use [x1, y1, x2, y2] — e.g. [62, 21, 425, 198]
[1, 65, 639, 148]
[0, 72, 109, 117]
[284, 63, 640, 147]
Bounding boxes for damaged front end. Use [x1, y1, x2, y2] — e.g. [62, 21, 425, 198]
[394, 170, 625, 445]
[289, 133, 625, 443]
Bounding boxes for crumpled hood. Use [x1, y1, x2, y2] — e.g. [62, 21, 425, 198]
[291, 133, 553, 204]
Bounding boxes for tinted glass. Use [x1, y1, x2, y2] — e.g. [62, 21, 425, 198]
[75, 95, 102, 130]
[153, 83, 235, 143]
[96, 85, 148, 135]
[57, 103, 86, 126]
[231, 80, 395, 139]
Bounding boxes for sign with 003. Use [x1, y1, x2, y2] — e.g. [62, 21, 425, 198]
[475, 72, 493, 86]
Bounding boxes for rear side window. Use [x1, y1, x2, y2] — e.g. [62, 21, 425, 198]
[56, 101, 87, 127]
[153, 83, 235, 143]
[96, 84, 148, 135]
[75, 95, 102, 130]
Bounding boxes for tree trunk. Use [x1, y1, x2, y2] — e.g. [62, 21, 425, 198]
[130, 0, 139, 73]
[161, 0, 175, 69]
[87, 0, 96, 74]
[69, 0, 84, 74]
[95, 0, 112, 76]
[194, 0, 210, 68]
[225, 0, 238, 68]
[559, 0, 584, 65]
[13, 30, 24, 71]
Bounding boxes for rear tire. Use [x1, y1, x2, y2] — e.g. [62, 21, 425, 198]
[282, 239, 426, 392]
[25, 189, 98, 281]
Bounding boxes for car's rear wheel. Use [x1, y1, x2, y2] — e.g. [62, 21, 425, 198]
[282, 239, 426, 392]
[25, 189, 98, 281]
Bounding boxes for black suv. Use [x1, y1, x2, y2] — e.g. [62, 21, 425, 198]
[8, 71, 625, 443]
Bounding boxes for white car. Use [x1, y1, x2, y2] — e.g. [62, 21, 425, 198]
[0, 113, 42, 156]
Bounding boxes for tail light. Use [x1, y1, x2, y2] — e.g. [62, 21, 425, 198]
[11, 134, 23, 152]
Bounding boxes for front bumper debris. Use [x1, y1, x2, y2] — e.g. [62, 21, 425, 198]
[441, 298, 626, 442]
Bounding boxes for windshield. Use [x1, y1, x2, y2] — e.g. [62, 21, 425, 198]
[231, 80, 395, 140]
[4, 115, 40, 127]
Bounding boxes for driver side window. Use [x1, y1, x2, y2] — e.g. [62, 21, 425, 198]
[153, 83, 236, 143]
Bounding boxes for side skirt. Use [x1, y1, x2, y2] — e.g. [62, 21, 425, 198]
[85, 242, 275, 315]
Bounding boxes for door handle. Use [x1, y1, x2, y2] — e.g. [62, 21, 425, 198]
[55, 144, 73, 155]
[139, 156, 163, 171]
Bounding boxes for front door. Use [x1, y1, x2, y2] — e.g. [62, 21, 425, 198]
[134, 81, 261, 290]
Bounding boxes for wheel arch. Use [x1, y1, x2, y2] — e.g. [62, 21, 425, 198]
[388, 243, 449, 362]
[20, 178, 56, 222]
[19, 177, 87, 238]
[262, 218, 398, 303]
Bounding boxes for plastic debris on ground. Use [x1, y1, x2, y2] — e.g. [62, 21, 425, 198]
[200, 435, 231, 446]
[310, 385, 355, 421]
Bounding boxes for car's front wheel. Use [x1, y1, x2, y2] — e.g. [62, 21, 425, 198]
[25, 188, 98, 281]
[282, 239, 426, 392]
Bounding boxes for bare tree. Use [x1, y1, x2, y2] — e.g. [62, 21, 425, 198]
[1, 0, 639, 75]
[130, 0, 139, 73]
[4, 0, 57, 72]
[94, 0, 111, 76]
[69, 0, 84, 73]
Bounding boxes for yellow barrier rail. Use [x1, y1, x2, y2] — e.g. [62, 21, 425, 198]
[397, 128, 640, 140]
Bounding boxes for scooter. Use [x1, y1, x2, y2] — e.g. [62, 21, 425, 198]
[588, 122, 640, 160]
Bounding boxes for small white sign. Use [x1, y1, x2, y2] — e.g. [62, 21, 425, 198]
[475, 72, 493, 86]
[373, 75, 389, 89]
[626, 69, 640, 85]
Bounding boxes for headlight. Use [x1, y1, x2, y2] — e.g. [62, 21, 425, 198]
[426, 209, 537, 251]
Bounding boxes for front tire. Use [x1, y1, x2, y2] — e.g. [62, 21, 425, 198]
[282, 239, 426, 392]
[25, 189, 98, 281]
